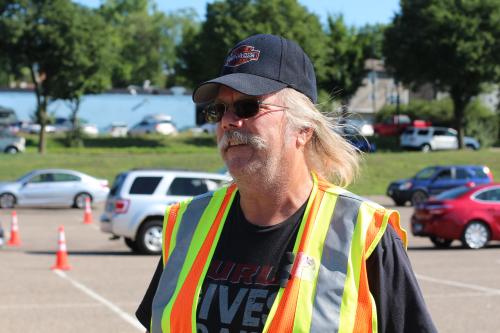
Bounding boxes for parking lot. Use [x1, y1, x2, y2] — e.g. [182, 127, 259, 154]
[1, 196, 499, 333]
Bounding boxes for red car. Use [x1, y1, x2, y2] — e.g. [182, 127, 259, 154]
[411, 183, 500, 249]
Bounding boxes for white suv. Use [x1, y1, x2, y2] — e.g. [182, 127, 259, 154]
[400, 126, 480, 152]
[100, 169, 231, 254]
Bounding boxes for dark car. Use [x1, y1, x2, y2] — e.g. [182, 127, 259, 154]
[345, 135, 376, 153]
[386, 165, 493, 206]
[411, 183, 500, 249]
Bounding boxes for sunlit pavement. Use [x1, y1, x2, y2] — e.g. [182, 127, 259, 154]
[1, 199, 499, 332]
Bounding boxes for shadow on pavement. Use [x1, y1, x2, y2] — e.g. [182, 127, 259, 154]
[26, 250, 156, 257]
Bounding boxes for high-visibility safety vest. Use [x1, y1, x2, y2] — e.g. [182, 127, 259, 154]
[151, 173, 407, 333]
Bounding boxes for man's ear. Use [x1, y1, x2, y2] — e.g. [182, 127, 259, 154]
[297, 127, 313, 147]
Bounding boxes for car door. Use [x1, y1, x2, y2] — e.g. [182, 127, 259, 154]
[432, 128, 454, 150]
[474, 187, 500, 235]
[428, 168, 456, 195]
[18, 172, 59, 205]
[51, 172, 82, 205]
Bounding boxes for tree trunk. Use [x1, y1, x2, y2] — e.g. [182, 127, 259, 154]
[450, 89, 470, 150]
[29, 65, 47, 154]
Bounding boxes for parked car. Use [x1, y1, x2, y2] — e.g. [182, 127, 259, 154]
[128, 114, 177, 136]
[411, 183, 500, 249]
[100, 169, 231, 254]
[106, 122, 128, 137]
[0, 106, 18, 127]
[386, 165, 493, 206]
[344, 135, 376, 153]
[343, 118, 375, 137]
[400, 126, 480, 152]
[0, 129, 25, 154]
[0, 169, 109, 209]
[373, 114, 430, 136]
[52, 117, 99, 136]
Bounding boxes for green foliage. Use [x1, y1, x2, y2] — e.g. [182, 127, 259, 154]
[0, 0, 114, 153]
[464, 99, 499, 148]
[384, 0, 500, 147]
[321, 15, 370, 104]
[176, 0, 327, 89]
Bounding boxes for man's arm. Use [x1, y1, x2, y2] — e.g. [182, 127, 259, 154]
[367, 225, 438, 333]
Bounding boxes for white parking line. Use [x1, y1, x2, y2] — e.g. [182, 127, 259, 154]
[417, 274, 500, 296]
[53, 270, 144, 331]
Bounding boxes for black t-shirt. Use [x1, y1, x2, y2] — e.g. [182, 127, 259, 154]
[136, 197, 437, 333]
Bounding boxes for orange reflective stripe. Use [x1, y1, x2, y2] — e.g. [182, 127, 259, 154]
[353, 209, 384, 333]
[169, 185, 236, 333]
[388, 211, 408, 248]
[163, 203, 180, 266]
[267, 189, 325, 332]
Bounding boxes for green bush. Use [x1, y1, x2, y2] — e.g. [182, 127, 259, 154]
[464, 100, 499, 148]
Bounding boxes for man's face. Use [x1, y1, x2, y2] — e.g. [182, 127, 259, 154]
[215, 86, 292, 180]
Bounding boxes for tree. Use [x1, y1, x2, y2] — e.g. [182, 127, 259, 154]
[384, 0, 500, 148]
[0, 0, 113, 152]
[176, 0, 327, 90]
[99, 0, 166, 88]
[321, 15, 369, 111]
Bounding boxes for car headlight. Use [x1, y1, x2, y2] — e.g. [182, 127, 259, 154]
[399, 181, 413, 190]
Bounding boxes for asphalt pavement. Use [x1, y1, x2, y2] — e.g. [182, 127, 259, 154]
[1, 197, 499, 332]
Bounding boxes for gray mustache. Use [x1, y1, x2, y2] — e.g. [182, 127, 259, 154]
[218, 131, 267, 151]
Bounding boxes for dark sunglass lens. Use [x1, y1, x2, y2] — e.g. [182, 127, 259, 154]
[234, 100, 260, 119]
[204, 103, 225, 123]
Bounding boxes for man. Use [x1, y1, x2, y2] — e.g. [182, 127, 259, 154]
[136, 34, 437, 333]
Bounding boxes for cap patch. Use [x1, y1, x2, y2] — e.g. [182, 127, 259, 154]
[225, 45, 260, 67]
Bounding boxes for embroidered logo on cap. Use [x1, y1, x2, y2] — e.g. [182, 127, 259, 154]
[225, 45, 260, 67]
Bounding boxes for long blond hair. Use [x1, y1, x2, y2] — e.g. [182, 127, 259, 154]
[277, 88, 360, 187]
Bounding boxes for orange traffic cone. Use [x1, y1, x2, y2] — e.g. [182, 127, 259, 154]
[7, 210, 21, 246]
[83, 197, 93, 225]
[51, 225, 71, 270]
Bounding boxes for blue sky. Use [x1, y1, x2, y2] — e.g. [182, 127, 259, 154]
[74, 0, 400, 27]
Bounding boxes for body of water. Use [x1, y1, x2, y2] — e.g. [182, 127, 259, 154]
[0, 91, 197, 131]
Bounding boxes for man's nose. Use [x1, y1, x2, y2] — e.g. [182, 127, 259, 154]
[220, 106, 244, 129]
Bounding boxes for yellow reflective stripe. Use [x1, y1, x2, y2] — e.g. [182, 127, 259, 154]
[292, 192, 338, 333]
[262, 173, 320, 333]
[371, 293, 378, 333]
[365, 208, 390, 259]
[161, 205, 172, 264]
[337, 201, 374, 333]
[161, 187, 233, 333]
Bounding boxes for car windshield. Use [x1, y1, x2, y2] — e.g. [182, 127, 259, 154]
[16, 171, 35, 182]
[435, 186, 471, 200]
[414, 167, 437, 180]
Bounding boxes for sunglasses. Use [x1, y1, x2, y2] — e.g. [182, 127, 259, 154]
[203, 99, 288, 123]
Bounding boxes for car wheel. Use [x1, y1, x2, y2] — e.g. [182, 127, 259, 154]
[430, 236, 452, 248]
[0, 193, 16, 208]
[420, 144, 431, 152]
[462, 221, 490, 249]
[124, 237, 140, 252]
[136, 218, 163, 255]
[73, 192, 92, 209]
[4, 146, 19, 154]
[465, 144, 477, 150]
[411, 190, 428, 206]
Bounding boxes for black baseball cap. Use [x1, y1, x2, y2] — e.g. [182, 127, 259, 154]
[192, 34, 317, 104]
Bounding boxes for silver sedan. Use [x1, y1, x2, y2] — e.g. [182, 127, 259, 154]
[0, 169, 109, 209]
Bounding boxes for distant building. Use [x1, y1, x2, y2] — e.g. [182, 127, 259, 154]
[347, 59, 409, 121]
